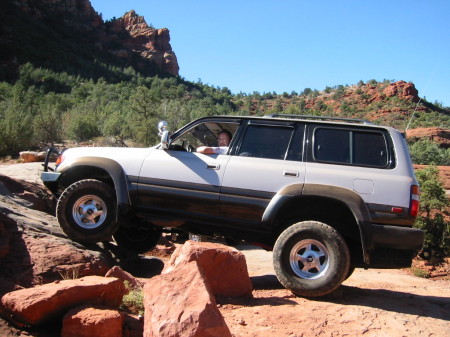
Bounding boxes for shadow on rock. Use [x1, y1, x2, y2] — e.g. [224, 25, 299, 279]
[120, 255, 165, 278]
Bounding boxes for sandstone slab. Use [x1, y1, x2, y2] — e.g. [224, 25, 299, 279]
[0, 276, 126, 326]
[62, 305, 124, 337]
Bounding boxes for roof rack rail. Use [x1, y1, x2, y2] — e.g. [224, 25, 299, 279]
[265, 114, 374, 125]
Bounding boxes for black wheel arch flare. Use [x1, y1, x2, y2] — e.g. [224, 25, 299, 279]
[262, 183, 373, 264]
[58, 157, 131, 218]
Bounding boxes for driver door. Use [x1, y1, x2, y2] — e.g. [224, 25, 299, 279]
[137, 149, 230, 219]
[135, 120, 239, 221]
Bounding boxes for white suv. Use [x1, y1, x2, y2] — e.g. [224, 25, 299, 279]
[41, 114, 424, 297]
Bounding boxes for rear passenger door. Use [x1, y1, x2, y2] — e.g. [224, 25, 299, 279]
[220, 121, 306, 227]
[304, 125, 394, 204]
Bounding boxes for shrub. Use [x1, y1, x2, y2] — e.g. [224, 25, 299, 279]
[409, 140, 449, 165]
[67, 115, 101, 142]
[414, 166, 450, 258]
[121, 281, 144, 315]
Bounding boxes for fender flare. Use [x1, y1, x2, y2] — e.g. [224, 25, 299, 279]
[262, 183, 372, 264]
[59, 157, 131, 216]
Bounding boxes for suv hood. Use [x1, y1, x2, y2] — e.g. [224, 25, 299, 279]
[57, 146, 156, 176]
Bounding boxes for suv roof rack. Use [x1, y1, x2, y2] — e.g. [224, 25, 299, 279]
[265, 114, 374, 125]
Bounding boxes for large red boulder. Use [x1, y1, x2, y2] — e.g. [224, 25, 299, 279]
[0, 276, 126, 326]
[382, 81, 419, 102]
[163, 240, 253, 297]
[61, 305, 124, 337]
[144, 261, 232, 337]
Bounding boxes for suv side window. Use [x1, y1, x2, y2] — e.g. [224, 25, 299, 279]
[170, 122, 239, 151]
[238, 124, 294, 160]
[313, 127, 389, 168]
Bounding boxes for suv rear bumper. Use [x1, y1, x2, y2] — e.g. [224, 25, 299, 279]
[370, 223, 424, 251]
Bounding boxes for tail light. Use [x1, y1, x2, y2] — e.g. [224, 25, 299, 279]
[410, 185, 420, 217]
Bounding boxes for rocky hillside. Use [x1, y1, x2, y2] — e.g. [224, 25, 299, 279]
[0, 0, 178, 80]
[236, 80, 450, 135]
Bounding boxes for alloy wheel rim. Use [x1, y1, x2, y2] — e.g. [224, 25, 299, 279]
[72, 195, 107, 229]
[289, 239, 329, 279]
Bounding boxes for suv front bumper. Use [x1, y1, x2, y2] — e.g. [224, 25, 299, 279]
[41, 171, 61, 194]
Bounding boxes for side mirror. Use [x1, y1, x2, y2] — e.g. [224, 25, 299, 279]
[158, 121, 169, 150]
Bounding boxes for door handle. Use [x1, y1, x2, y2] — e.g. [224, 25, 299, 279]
[283, 170, 299, 177]
[207, 163, 220, 170]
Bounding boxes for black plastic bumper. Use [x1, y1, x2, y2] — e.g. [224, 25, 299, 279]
[370, 223, 424, 251]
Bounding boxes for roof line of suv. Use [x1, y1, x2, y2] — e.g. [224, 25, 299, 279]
[265, 114, 374, 125]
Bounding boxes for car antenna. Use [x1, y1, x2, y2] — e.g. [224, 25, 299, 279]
[405, 63, 440, 132]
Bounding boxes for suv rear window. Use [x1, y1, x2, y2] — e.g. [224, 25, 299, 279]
[313, 128, 389, 168]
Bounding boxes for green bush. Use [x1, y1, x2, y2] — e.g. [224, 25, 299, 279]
[67, 115, 101, 142]
[409, 140, 450, 165]
[414, 166, 449, 258]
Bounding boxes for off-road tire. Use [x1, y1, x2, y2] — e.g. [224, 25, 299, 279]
[273, 221, 350, 297]
[56, 179, 118, 243]
[114, 224, 162, 254]
[345, 265, 356, 280]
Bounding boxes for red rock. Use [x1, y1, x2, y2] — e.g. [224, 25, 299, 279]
[143, 261, 232, 337]
[25, 234, 112, 285]
[19, 151, 45, 163]
[61, 305, 124, 337]
[105, 266, 142, 289]
[0, 177, 112, 291]
[383, 81, 419, 102]
[110, 10, 179, 75]
[0, 276, 126, 326]
[163, 240, 253, 297]
[12, 2, 178, 76]
[406, 127, 450, 148]
[0, 174, 56, 214]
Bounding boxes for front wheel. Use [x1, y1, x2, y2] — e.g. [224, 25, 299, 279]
[273, 221, 350, 297]
[56, 179, 118, 244]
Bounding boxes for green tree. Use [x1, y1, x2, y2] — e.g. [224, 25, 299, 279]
[33, 107, 63, 146]
[414, 166, 449, 257]
[409, 140, 449, 165]
[67, 114, 101, 142]
[129, 86, 161, 146]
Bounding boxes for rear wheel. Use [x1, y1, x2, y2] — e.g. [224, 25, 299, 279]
[114, 223, 162, 254]
[273, 221, 350, 297]
[56, 179, 118, 243]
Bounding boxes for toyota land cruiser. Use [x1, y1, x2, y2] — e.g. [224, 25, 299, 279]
[41, 114, 424, 297]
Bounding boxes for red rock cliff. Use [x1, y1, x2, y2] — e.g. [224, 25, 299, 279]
[10, 0, 179, 76]
[107, 10, 179, 76]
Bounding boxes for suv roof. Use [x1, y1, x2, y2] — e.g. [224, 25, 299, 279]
[265, 113, 375, 125]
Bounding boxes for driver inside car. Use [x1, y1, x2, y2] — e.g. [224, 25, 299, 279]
[197, 130, 232, 154]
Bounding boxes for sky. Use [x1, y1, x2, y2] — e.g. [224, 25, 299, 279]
[90, 0, 450, 107]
